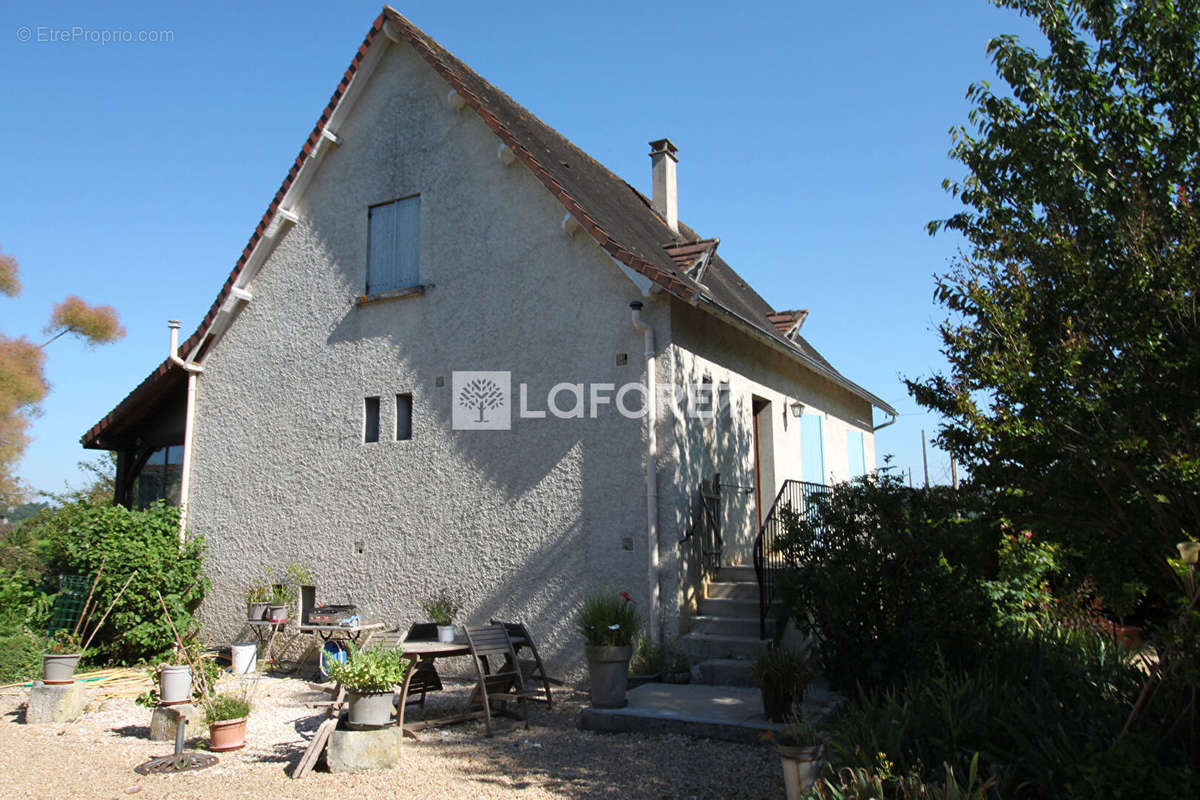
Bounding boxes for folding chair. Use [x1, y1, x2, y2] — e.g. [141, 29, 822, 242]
[489, 619, 556, 709]
[464, 623, 540, 736]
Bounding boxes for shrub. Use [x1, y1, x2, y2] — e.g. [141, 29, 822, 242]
[823, 626, 1184, 798]
[775, 474, 996, 690]
[41, 501, 208, 665]
[575, 590, 640, 647]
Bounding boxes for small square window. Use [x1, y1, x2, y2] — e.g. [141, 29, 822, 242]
[364, 396, 380, 443]
[396, 393, 413, 441]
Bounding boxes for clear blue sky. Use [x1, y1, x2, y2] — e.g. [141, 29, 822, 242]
[0, 0, 1042, 498]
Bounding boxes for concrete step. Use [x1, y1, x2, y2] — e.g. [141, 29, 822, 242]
[714, 565, 757, 583]
[696, 658, 756, 687]
[579, 682, 780, 743]
[704, 581, 759, 601]
[690, 615, 766, 638]
[696, 597, 778, 618]
[680, 632, 769, 661]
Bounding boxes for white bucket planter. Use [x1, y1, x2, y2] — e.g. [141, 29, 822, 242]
[231, 642, 257, 675]
[158, 664, 192, 705]
[436, 625, 456, 643]
[780, 744, 823, 799]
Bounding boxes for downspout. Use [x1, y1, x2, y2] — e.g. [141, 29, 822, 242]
[629, 301, 661, 645]
[872, 409, 897, 432]
[167, 321, 204, 542]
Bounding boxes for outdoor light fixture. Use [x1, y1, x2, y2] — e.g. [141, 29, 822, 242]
[1178, 541, 1200, 565]
[790, 401, 805, 418]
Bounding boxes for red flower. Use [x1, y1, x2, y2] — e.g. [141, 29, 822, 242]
[1024, 531, 1033, 539]
[620, 591, 634, 604]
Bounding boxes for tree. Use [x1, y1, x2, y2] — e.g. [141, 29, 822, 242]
[0, 247, 124, 508]
[910, 0, 1200, 601]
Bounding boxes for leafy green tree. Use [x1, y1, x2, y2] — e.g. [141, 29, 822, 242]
[911, 0, 1200, 602]
[0, 247, 124, 507]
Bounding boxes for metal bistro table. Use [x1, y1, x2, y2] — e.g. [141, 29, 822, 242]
[295, 621, 385, 675]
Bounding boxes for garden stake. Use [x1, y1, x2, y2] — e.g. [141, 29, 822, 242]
[79, 570, 138, 653]
[71, 556, 106, 638]
[156, 590, 210, 704]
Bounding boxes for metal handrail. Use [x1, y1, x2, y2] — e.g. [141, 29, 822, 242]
[752, 479, 828, 640]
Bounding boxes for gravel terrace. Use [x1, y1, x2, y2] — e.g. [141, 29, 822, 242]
[0, 675, 783, 800]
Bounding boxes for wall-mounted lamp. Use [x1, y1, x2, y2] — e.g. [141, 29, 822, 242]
[789, 401, 805, 418]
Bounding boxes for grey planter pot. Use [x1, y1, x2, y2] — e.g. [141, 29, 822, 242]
[159, 664, 192, 705]
[42, 653, 81, 685]
[266, 604, 287, 623]
[247, 602, 270, 621]
[585, 645, 632, 709]
[346, 690, 395, 728]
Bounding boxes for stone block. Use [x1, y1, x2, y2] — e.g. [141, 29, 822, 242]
[326, 725, 404, 773]
[149, 703, 205, 742]
[25, 681, 85, 724]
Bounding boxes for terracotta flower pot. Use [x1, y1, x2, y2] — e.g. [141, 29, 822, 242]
[42, 653, 81, 685]
[585, 645, 632, 708]
[209, 717, 247, 752]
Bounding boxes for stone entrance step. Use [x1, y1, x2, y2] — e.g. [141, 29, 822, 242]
[579, 682, 781, 743]
[696, 657, 756, 687]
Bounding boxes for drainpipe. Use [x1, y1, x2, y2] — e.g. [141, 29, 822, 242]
[629, 301, 661, 645]
[167, 321, 204, 541]
[872, 409, 897, 432]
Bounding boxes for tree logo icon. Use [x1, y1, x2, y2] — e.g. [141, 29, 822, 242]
[451, 371, 511, 430]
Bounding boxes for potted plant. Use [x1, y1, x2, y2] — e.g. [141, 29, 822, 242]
[267, 581, 291, 623]
[263, 563, 313, 624]
[420, 593, 462, 643]
[325, 642, 409, 727]
[764, 714, 825, 799]
[205, 693, 251, 752]
[751, 647, 813, 723]
[576, 590, 639, 708]
[42, 630, 83, 685]
[246, 582, 271, 621]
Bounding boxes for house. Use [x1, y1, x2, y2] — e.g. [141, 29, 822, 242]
[81, 7, 895, 676]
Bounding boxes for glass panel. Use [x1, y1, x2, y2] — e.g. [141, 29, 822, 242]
[801, 414, 825, 485]
[132, 445, 183, 509]
[396, 393, 412, 441]
[847, 430, 866, 479]
[364, 397, 380, 443]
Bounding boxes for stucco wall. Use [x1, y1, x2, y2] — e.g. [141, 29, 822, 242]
[187, 38, 659, 678]
[658, 300, 877, 635]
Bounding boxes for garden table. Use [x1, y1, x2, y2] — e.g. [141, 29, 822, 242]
[396, 637, 508, 736]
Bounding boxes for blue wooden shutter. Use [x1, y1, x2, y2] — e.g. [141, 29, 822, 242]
[847, 430, 866, 479]
[801, 414, 825, 484]
[367, 195, 420, 293]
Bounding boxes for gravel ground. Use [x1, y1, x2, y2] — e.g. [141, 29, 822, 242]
[0, 674, 783, 799]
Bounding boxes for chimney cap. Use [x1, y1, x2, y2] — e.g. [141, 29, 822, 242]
[648, 138, 678, 159]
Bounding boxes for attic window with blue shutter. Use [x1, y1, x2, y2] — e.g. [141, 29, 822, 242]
[363, 195, 422, 301]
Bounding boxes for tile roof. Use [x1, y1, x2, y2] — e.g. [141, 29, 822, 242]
[82, 7, 892, 449]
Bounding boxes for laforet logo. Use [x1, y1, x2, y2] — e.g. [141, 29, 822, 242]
[451, 371, 511, 430]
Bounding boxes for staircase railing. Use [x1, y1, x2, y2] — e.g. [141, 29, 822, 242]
[752, 479, 828, 640]
[681, 475, 723, 579]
